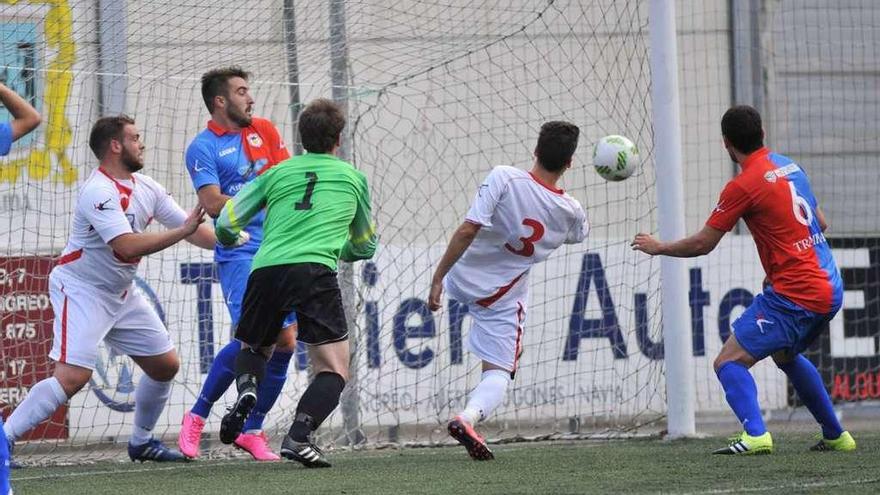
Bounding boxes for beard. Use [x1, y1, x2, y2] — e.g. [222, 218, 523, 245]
[227, 104, 252, 128]
[121, 147, 144, 172]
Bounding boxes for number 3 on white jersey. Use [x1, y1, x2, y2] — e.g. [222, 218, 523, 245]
[505, 218, 545, 257]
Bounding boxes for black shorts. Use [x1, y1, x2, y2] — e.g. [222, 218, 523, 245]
[235, 263, 349, 347]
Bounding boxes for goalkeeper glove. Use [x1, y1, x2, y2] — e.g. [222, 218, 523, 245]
[219, 230, 250, 248]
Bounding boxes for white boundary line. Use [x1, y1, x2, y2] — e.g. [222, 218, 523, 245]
[13, 441, 604, 482]
[12, 460, 244, 482]
[683, 477, 880, 494]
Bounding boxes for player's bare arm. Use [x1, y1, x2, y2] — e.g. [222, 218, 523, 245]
[0, 82, 41, 141]
[110, 206, 206, 259]
[197, 184, 233, 218]
[816, 206, 828, 232]
[428, 220, 482, 311]
[186, 222, 218, 250]
[631, 224, 725, 258]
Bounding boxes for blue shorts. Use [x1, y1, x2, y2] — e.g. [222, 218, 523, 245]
[733, 287, 837, 360]
[217, 259, 297, 329]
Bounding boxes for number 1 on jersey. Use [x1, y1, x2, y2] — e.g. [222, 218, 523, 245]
[505, 218, 545, 257]
[295, 171, 318, 210]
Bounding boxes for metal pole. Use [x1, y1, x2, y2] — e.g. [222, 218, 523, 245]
[649, 0, 696, 438]
[328, 0, 364, 446]
[729, 0, 764, 200]
[282, 0, 304, 155]
[96, 0, 127, 115]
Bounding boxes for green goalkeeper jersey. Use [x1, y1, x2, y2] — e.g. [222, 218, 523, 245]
[215, 152, 377, 271]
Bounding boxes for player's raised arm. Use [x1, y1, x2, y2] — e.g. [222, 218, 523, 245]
[340, 172, 377, 262]
[0, 82, 41, 144]
[631, 224, 725, 258]
[215, 173, 266, 246]
[632, 175, 748, 258]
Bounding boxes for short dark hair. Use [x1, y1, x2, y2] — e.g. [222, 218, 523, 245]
[89, 115, 135, 159]
[535, 121, 580, 172]
[201, 66, 250, 113]
[299, 99, 346, 153]
[721, 105, 764, 154]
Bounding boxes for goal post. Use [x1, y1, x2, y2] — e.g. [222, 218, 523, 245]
[648, 0, 695, 439]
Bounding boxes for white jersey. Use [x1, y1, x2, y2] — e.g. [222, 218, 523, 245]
[53, 168, 188, 294]
[446, 166, 588, 307]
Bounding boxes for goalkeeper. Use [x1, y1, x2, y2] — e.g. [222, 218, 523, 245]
[215, 98, 377, 468]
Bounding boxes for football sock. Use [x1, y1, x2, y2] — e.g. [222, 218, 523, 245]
[460, 369, 511, 424]
[288, 372, 346, 442]
[0, 418, 9, 495]
[3, 376, 68, 441]
[191, 340, 239, 418]
[243, 350, 292, 432]
[234, 347, 267, 396]
[716, 361, 766, 436]
[778, 354, 843, 440]
[131, 375, 171, 446]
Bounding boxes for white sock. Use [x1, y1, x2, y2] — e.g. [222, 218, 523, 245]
[460, 369, 511, 424]
[4, 377, 68, 441]
[130, 375, 171, 446]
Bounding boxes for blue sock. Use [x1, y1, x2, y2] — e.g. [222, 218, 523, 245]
[243, 351, 292, 432]
[191, 340, 240, 418]
[1, 418, 10, 495]
[778, 354, 843, 440]
[716, 361, 766, 436]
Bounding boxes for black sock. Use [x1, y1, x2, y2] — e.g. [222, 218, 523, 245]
[288, 372, 346, 441]
[234, 347, 267, 394]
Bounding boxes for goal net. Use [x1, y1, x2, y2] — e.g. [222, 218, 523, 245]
[1, 0, 876, 464]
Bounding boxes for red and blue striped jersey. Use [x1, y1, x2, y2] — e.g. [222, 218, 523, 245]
[706, 147, 842, 314]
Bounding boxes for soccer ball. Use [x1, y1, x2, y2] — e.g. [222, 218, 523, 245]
[593, 135, 639, 181]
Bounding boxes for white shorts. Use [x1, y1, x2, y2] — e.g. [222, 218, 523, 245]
[445, 275, 528, 376]
[465, 300, 527, 377]
[48, 271, 174, 370]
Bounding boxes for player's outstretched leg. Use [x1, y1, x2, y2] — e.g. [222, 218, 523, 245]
[179, 339, 240, 458]
[221, 348, 266, 444]
[234, 350, 293, 461]
[5, 370, 80, 467]
[447, 368, 509, 460]
[128, 367, 187, 462]
[712, 361, 773, 455]
[3, 376, 69, 445]
[279, 371, 346, 468]
[775, 354, 856, 452]
[448, 416, 493, 461]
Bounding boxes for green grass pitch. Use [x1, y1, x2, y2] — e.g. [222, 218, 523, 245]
[11, 431, 880, 494]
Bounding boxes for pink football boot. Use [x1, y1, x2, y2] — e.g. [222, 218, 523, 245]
[235, 431, 281, 461]
[178, 411, 206, 459]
